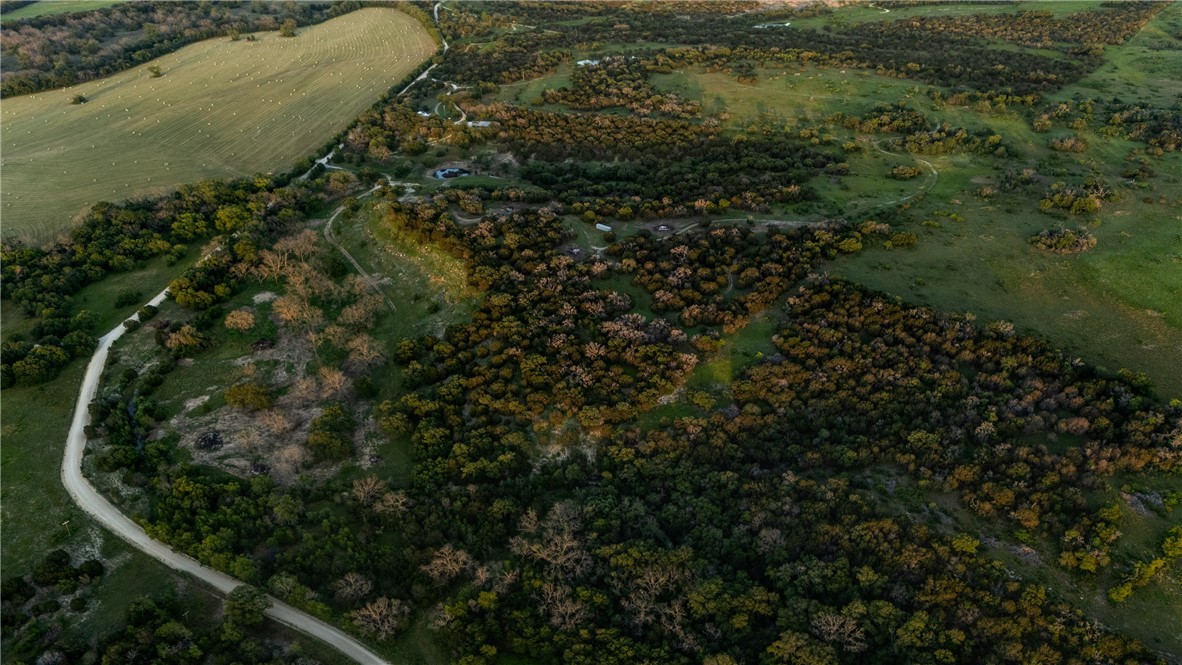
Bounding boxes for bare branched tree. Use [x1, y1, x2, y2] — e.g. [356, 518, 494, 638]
[349, 596, 409, 640]
[333, 572, 374, 603]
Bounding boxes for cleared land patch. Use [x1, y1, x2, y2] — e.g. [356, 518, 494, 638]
[651, 67, 924, 124]
[1, 8, 436, 242]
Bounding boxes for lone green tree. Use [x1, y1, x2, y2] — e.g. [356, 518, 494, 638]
[279, 19, 297, 37]
[224, 585, 270, 626]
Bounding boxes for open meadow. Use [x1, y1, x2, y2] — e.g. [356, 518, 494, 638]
[0, 0, 122, 22]
[0, 7, 435, 243]
[637, 7, 1182, 399]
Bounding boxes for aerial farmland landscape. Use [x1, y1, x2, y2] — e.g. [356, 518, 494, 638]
[0, 1, 1179, 664]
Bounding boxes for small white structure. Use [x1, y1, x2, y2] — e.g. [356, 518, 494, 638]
[466, 120, 492, 128]
[595, 223, 613, 233]
[576, 59, 601, 66]
[417, 111, 431, 117]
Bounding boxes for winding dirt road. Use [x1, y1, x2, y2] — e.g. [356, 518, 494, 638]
[56, 5, 464, 659]
[61, 290, 391, 665]
[321, 179, 418, 314]
[862, 137, 939, 208]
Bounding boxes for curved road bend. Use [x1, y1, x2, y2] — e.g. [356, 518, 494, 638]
[321, 178, 417, 315]
[63, 5, 458, 657]
[62, 289, 391, 665]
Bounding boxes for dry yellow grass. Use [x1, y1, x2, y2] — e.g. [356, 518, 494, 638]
[0, 7, 435, 243]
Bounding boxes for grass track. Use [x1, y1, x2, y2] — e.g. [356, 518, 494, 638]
[1, 8, 436, 242]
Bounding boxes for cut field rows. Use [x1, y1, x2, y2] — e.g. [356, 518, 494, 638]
[1, 8, 436, 242]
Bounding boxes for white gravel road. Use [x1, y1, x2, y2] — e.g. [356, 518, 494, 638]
[60, 288, 390, 665]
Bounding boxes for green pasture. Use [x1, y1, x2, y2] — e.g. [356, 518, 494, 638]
[652, 67, 925, 124]
[1050, 1, 1182, 108]
[788, 1, 1116, 30]
[1, 8, 436, 243]
[1, 250, 202, 573]
[832, 147, 1182, 400]
[71, 249, 205, 332]
[336, 198, 480, 351]
[0, 0, 122, 21]
[494, 67, 573, 106]
[885, 468, 1182, 658]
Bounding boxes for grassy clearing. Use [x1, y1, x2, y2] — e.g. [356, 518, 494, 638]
[832, 147, 1182, 400]
[1049, 2, 1182, 108]
[0, 0, 122, 21]
[70, 247, 206, 332]
[934, 472, 1182, 657]
[0, 347, 225, 659]
[494, 67, 572, 106]
[1, 361, 91, 573]
[1, 8, 436, 243]
[381, 617, 450, 665]
[789, 1, 1110, 30]
[330, 197, 481, 488]
[335, 198, 480, 349]
[652, 67, 924, 125]
[638, 309, 782, 427]
[1, 251, 199, 572]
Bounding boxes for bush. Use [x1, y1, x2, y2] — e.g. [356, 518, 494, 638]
[69, 597, 88, 612]
[31, 599, 60, 616]
[1, 577, 35, 606]
[1048, 136, 1088, 153]
[31, 550, 72, 587]
[1029, 227, 1097, 254]
[886, 231, 918, 248]
[114, 289, 143, 308]
[225, 382, 272, 410]
[888, 165, 923, 180]
[307, 404, 355, 462]
[78, 559, 105, 580]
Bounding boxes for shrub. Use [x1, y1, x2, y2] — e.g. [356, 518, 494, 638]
[1, 577, 35, 606]
[307, 404, 355, 462]
[886, 231, 918, 248]
[225, 382, 273, 410]
[1048, 136, 1088, 153]
[114, 289, 143, 308]
[137, 304, 159, 322]
[1029, 227, 1097, 254]
[888, 165, 923, 180]
[31, 550, 72, 587]
[31, 599, 61, 616]
[78, 559, 105, 580]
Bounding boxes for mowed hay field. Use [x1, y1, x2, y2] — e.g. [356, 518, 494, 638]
[1, 7, 435, 242]
[0, 1, 123, 22]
